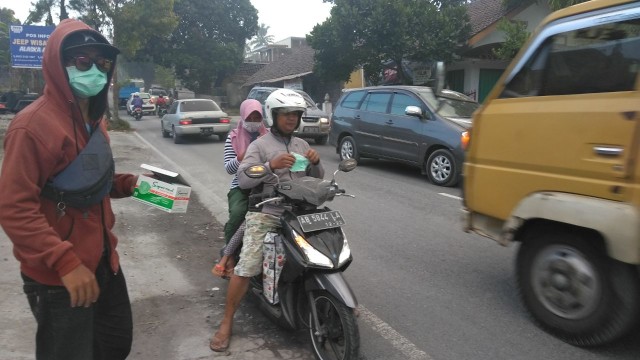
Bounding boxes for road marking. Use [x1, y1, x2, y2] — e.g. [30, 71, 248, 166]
[358, 305, 434, 360]
[438, 193, 462, 201]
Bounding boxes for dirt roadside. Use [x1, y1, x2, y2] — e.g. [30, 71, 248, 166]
[0, 115, 315, 360]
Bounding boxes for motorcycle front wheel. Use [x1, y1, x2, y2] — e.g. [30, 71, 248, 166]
[309, 290, 359, 360]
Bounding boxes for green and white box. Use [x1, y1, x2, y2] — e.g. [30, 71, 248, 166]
[132, 164, 191, 213]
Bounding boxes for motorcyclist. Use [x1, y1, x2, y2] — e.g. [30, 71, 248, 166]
[209, 88, 324, 352]
[131, 93, 143, 113]
[155, 94, 167, 115]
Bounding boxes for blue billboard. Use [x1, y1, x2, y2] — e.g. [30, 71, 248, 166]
[10, 25, 55, 69]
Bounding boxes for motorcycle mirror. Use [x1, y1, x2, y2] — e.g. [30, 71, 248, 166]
[338, 159, 357, 173]
[244, 165, 268, 178]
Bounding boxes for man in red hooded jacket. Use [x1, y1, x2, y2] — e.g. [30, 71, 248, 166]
[0, 19, 141, 360]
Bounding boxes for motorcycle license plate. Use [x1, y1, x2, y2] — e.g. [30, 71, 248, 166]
[297, 211, 345, 232]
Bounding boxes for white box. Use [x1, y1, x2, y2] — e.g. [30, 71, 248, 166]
[132, 164, 191, 213]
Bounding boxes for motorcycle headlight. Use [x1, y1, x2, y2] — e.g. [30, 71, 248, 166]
[292, 230, 333, 268]
[338, 230, 351, 266]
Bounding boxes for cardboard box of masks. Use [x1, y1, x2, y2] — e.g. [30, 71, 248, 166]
[132, 164, 191, 213]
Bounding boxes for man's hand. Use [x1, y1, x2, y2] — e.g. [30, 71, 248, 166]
[305, 149, 320, 165]
[61, 265, 100, 307]
[269, 153, 296, 170]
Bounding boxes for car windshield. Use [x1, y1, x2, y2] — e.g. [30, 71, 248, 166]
[181, 100, 220, 112]
[417, 89, 479, 118]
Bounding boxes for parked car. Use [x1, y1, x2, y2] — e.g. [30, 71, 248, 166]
[246, 86, 331, 144]
[160, 99, 231, 144]
[0, 91, 40, 114]
[126, 92, 155, 115]
[329, 86, 478, 187]
[463, 0, 640, 346]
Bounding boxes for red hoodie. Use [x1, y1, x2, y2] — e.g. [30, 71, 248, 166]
[0, 19, 136, 286]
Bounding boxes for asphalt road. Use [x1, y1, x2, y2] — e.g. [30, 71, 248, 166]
[118, 111, 639, 359]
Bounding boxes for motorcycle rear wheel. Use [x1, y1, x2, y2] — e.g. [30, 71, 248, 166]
[309, 291, 359, 360]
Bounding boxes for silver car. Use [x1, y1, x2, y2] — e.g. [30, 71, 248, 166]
[160, 99, 231, 144]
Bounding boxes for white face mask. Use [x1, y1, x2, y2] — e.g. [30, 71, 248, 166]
[243, 121, 262, 133]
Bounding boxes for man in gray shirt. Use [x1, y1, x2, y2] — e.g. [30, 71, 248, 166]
[210, 89, 324, 352]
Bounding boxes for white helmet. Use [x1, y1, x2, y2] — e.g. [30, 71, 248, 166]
[264, 88, 306, 128]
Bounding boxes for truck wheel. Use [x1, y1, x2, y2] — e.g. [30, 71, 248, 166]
[516, 230, 640, 346]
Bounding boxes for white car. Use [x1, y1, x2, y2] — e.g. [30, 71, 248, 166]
[160, 99, 231, 144]
[126, 92, 155, 116]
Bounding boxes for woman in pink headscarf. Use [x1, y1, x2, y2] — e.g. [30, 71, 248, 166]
[213, 99, 267, 277]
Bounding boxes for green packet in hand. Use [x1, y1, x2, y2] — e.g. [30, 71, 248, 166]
[290, 152, 309, 172]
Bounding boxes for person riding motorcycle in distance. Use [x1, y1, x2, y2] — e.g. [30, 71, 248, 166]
[155, 93, 167, 115]
[131, 93, 143, 112]
[209, 89, 324, 352]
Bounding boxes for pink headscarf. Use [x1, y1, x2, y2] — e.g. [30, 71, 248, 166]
[230, 99, 268, 155]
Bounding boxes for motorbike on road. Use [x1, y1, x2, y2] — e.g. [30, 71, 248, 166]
[244, 158, 360, 360]
[157, 104, 168, 118]
[133, 107, 143, 121]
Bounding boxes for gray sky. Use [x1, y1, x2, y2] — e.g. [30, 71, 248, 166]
[6, 0, 333, 42]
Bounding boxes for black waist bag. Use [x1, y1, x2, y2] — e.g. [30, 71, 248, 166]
[41, 129, 115, 209]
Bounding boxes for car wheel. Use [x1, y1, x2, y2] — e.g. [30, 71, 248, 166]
[172, 126, 183, 144]
[315, 135, 328, 145]
[517, 229, 640, 346]
[161, 121, 170, 138]
[426, 149, 458, 187]
[339, 136, 359, 162]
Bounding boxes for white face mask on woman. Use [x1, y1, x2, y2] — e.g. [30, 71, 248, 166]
[243, 121, 262, 133]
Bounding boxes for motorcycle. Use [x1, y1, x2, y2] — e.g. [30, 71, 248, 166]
[133, 107, 143, 121]
[157, 103, 168, 118]
[243, 158, 360, 360]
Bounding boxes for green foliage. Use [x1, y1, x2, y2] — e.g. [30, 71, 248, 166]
[154, 65, 175, 89]
[308, 0, 471, 85]
[493, 19, 529, 60]
[503, 0, 588, 12]
[24, 0, 70, 25]
[149, 0, 258, 94]
[546, 0, 588, 11]
[0, 8, 20, 67]
[249, 23, 274, 50]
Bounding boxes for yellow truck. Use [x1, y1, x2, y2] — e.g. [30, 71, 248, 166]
[462, 0, 640, 347]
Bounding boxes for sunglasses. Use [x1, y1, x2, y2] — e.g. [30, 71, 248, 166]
[66, 55, 113, 73]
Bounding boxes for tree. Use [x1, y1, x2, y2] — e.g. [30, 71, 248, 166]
[144, 0, 258, 94]
[24, 0, 69, 25]
[493, 19, 529, 60]
[0, 8, 20, 67]
[495, 0, 590, 59]
[308, 0, 471, 85]
[249, 23, 274, 50]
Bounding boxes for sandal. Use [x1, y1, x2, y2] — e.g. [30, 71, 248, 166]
[209, 332, 230, 352]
